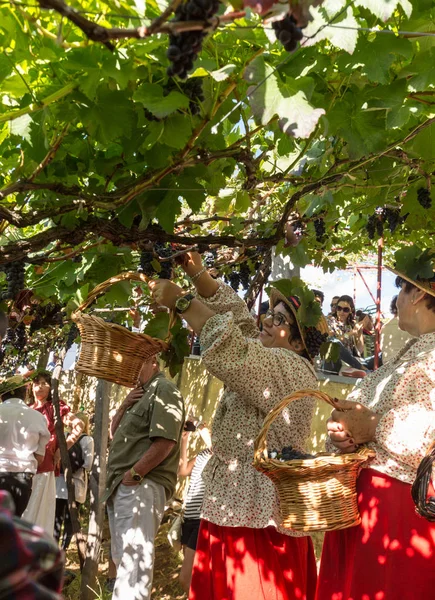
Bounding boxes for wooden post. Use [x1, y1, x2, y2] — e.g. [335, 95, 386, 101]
[374, 237, 383, 370]
[80, 379, 110, 600]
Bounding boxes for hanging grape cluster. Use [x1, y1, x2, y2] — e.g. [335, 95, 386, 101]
[366, 207, 405, 240]
[65, 323, 79, 351]
[1, 261, 25, 301]
[417, 187, 432, 209]
[272, 14, 303, 53]
[138, 243, 174, 279]
[167, 0, 220, 79]
[304, 327, 328, 359]
[29, 303, 64, 334]
[313, 218, 326, 242]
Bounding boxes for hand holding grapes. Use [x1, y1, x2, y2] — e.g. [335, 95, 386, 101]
[327, 398, 380, 453]
[149, 279, 183, 310]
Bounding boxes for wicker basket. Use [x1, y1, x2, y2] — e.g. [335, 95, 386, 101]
[71, 272, 172, 387]
[253, 389, 375, 532]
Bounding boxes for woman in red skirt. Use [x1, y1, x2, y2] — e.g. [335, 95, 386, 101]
[317, 250, 435, 600]
[151, 249, 325, 600]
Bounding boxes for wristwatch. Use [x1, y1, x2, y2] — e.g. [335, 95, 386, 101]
[175, 293, 195, 314]
[130, 466, 144, 482]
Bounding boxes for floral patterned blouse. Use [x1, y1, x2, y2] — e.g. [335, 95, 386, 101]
[341, 333, 435, 484]
[198, 282, 318, 535]
[326, 315, 358, 354]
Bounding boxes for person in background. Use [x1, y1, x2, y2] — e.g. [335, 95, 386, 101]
[317, 256, 435, 600]
[328, 296, 339, 317]
[312, 289, 325, 308]
[323, 294, 369, 375]
[0, 377, 50, 517]
[103, 355, 185, 600]
[23, 371, 84, 534]
[380, 295, 414, 363]
[178, 419, 212, 593]
[54, 412, 94, 549]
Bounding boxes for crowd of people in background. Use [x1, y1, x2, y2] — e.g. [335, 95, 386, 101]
[1, 250, 434, 600]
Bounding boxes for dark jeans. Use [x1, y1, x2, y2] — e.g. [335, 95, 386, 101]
[0, 472, 33, 517]
[322, 340, 383, 373]
[54, 498, 81, 550]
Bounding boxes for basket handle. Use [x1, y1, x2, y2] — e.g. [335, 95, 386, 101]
[72, 271, 178, 340]
[254, 389, 336, 462]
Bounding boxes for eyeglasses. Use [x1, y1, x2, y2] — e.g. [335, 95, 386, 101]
[336, 305, 351, 313]
[264, 309, 291, 328]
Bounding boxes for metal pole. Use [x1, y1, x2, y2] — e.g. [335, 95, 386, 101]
[374, 237, 383, 370]
[356, 268, 379, 308]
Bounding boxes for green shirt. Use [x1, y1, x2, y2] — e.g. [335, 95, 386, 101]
[102, 372, 185, 502]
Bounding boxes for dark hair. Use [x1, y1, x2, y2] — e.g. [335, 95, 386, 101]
[2, 385, 28, 402]
[390, 295, 398, 316]
[336, 295, 356, 325]
[395, 276, 435, 313]
[312, 289, 324, 303]
[259, 301, 269, 315]
[0, 312, 7, 340]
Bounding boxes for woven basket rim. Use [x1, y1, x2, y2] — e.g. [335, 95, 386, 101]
[253, 447, 376, 471]
[72, 311, 169, 348]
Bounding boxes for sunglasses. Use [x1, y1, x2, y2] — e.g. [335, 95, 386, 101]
[336, 305, 351, 313]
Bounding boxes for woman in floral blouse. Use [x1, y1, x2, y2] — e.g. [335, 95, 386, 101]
[316, 255, 435, 600]
[150, 251, 325, 600]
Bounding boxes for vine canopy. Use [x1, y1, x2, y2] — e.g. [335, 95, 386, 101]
[0, 0, 434, 363]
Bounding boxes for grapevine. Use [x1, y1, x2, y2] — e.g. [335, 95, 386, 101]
[313, 218, 326, 242]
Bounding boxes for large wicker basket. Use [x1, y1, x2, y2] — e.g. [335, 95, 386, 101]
[253, 389, 375, 532]
[71, 272, 172, 387]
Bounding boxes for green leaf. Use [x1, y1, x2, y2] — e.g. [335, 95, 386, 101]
[244, 57, 325, 139]
[209, 64, 236, 81]
[303, 7, 359, 54]
[10, 114, 32, 141]
[235, 190, 251, 212]
[355, 0, 412, 21]
[143, 311, 170, 339]
[133, 83, 189, 118]
[160, 113, 192, 149]
[351, 35, 413, 84]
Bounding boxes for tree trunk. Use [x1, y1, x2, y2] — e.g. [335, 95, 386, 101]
[80, 379, 110, 600]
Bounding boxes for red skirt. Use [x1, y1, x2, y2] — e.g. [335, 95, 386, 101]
[189, 520, 317, 600]
[316, 468, 435, 600]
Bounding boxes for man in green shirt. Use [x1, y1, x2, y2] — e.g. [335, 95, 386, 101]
[104, 355, 185, 600]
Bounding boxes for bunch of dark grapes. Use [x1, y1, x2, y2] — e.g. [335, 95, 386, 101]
[138, 250, 156, 277]
[3, 327, 16, 346]
[272, 14, 303, 53]
[167, 0, 220, 79]
[268, 445, 314, 461]
[72, 254, 83, 263]
[66, 323, 79, 352]
[182, 79, 205, 115]
[304, 327, 328, 359]
[29, 303, 63, 334]
[14, 323, 27, 351]
[1, 260, 25, 301]
[239, 263, 251, 291]
[366, 215, 377, 240]
[313, 218, 326, 242]
[228, 271, 240, 291]
[155, 243, 174, 279]
[417, 187, 432, 209]
[382, 208, 401, 234]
